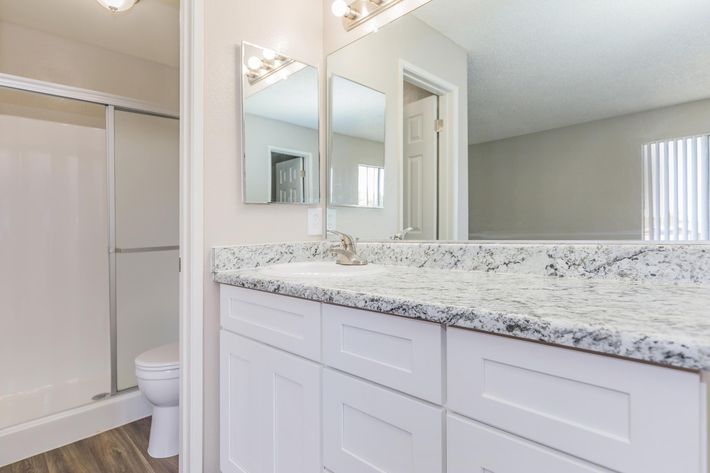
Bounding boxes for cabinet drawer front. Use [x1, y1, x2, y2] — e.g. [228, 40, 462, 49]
[323, 369, 443, 473]
[448, 414, 610, 473]
[447, 329, 701, 473]
[220, 285, 321, 361]
[322, 304, 443, 403]
[220, 331, 321, 473]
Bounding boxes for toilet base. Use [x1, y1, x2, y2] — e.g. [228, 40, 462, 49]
[148, 406, 179, 458]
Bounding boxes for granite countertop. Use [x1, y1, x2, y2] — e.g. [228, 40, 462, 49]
[214, 263, 710, 371]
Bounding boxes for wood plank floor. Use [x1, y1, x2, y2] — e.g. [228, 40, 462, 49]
[0, 417, 178, 473]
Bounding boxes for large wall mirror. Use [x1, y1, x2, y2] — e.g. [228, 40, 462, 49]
[326, 0, 710, 241]
[242, 42, 319, 204]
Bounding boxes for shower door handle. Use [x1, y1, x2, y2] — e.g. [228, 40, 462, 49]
[113, 245, 179, 254]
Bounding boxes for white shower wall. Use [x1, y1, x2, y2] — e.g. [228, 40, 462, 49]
[0, 103, 111, 429]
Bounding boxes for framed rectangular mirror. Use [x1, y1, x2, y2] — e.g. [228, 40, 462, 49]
[326, 0, 710, 242]
[329, 75, 386, 208]
[241, 41, 320, 204]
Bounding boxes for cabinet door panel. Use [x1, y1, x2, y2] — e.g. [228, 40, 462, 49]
[323, 369, 443, 473]
[220, 331, 265, 473]
[220, 285, 321, 361]
[448, 414, 611, 473]
[447, 328, 701, 472]
[323, 304, 443, 403]
[220, 331, 321, 473]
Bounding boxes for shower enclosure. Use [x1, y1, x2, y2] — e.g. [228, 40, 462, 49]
[0, 79, 179, 454]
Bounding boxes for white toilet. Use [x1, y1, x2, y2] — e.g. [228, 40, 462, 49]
[135, 342, 179, 458]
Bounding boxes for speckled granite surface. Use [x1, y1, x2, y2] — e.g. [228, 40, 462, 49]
[214, 263, 710, 370]
[213, 241, 710, 284]
[212, 241, 710, 370]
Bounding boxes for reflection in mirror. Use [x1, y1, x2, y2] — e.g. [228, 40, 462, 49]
[326, 0, 710, 241]
[329, 76, 386, 208]
[242, 42, 319, 204]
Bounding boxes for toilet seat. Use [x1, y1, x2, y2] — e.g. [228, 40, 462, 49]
[135, 342, 179, 371]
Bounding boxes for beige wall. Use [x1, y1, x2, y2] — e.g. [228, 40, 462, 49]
[0, 20, 179, 112]
[469, 98, 710, 240]
[202, 0, 324, 469]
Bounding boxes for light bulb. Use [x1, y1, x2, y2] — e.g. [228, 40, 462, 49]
[247, 56, 263, 71]
[331, 0, 351, 18]
[262, 49, 277, 61]
[95, 0, 139, 13]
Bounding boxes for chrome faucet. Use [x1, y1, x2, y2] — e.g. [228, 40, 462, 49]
[390, 227, 415, 240]
[327, 230, 368, 266]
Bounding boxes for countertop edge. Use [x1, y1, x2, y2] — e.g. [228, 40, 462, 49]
[214, 270, 709, 373]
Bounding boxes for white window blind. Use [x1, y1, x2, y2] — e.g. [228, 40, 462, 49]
[643, 134, 710, 241]
[357, 164, 384, 208]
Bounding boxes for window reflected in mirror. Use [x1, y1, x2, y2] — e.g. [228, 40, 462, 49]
[242, 42, 319, 204]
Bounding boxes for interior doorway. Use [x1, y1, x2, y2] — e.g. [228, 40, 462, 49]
[403, 81, 439, 239]
[268, 147, 308, 203]
[400, 62, 460, 241]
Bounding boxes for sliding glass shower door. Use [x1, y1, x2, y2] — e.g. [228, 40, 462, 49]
[112, 110, 179, 391]
[0, 87, 111, 429]
[0, 87, 179, 430]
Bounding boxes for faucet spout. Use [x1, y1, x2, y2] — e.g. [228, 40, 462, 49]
[327, 230, 368, 265]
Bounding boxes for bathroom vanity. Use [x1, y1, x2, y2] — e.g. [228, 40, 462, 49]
[225, 0, 710, 469]
[214, 242, 710, 473]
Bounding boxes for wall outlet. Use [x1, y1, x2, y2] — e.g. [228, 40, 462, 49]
[308, 207, 323, 236]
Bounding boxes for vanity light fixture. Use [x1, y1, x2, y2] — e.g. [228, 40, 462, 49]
[244, 47, 295, 86]
[331, 0, 403, 31]
[331, 0, 359, 20]
[95, 0, 140, 13]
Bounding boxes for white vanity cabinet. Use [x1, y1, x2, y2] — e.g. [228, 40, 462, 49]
[323, 369, 443, 473]
[448, 414, 612, 472]
[447, 328, 703, 473]
[220, 331, 321, 473]
[220, 286, 323, 473]
[219, 285, 708, 473]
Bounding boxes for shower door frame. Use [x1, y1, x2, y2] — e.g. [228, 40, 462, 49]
[0, 72, 181, 457]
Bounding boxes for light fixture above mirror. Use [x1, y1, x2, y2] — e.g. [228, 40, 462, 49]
[331, 0, 403, 31]
[244, 46, 295, 86]
[95, 0, 140, 13]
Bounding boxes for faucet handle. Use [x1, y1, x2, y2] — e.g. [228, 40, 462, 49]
[327, 229, 355, 250]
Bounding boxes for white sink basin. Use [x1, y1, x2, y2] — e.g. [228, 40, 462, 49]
[256, 261, 385, 278]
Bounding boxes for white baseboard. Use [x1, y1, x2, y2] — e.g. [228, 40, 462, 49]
[0, 390, 152, 467]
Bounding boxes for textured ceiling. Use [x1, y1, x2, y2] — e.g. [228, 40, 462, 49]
[414, 0, 710, 144]
[0, 0, 179, 68]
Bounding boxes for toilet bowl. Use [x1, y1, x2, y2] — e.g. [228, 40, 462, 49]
[135, 342, 179, 458]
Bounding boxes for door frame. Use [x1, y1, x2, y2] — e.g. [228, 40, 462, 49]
[179, 0, 205, 472]
[398, 60, 460, 240]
